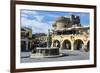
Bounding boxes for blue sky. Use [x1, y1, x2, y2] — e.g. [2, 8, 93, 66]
[21, 9, 90, 34]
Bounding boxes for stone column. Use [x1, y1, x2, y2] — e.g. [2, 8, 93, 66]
[71, 41, 74, 51]
[39, 49, 41, 54]
[59, 40, 63, 53]
[51, 41, 53, 47]
[26, 39, 28, 51]
[70, 35, 75, 51]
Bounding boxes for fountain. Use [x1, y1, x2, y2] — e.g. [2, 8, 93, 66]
[30, 29, 62, 58]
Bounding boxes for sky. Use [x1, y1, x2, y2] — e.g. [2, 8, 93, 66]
[21, 9, 90, 34]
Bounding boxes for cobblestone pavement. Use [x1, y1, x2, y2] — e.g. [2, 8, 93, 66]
[21, 50, 89, 63]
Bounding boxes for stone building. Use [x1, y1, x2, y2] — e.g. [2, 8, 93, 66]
[33, 33, 47, 42]
[51, 15, 89, 51]
[21, 27, 32, 51]
[32, 33, 52, 47]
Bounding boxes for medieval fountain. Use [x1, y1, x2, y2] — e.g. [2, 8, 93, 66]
[30, 29, 62, 58]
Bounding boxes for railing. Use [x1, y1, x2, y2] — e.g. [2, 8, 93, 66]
[52, 34, 89, 38]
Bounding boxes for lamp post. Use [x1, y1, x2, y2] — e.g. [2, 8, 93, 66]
[47, 29, 51, 49]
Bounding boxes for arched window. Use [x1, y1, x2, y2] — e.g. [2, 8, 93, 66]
[74, 39, 84, 50]
[62, 40, 71, 50]
[53, 40, 60, 48]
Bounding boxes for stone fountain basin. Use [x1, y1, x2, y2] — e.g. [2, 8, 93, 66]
[30, 47, 62, 58]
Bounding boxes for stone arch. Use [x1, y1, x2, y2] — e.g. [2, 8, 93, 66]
[74, 39, 84, 50]
[62, 39, 71, 50]
[53, 40, 60, 48]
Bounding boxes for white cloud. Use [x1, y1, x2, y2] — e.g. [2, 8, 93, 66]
[21, 10, 57, 34]
[21, 10, 45, 22]
[34, 15, 44, 22]
[21, 16, 52, 34]
[21, 10, 38, 15]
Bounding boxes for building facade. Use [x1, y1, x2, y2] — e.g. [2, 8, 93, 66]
[51, 15, 90, 51]
[32, 33, 52, 47]
[21, 27, 32, 51]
